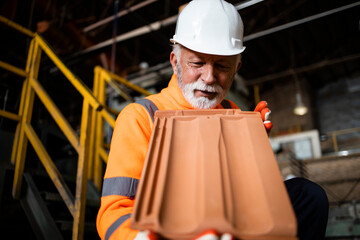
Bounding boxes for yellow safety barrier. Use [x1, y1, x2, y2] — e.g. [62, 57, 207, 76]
[0, 109, 20, 121]
[0, 15, 153, 239]
[89, 66, 151, 190]
[0, 60, 27, 77]
[0, 15, 35, 37]
[327, 127, 360, 153]
[10, 34, 99, 239]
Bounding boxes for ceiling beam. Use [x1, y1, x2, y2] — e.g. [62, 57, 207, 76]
[244, 53, 360, 86]
[244, 1, 360, 41]
[82, 0, 159, 33]
[70, 15, 178, 59]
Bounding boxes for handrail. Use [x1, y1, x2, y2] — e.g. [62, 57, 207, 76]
[24, 121, 76, 215]
[0, 109, 20, 121]
[327, 127, 360, 136]
[10, 34, 93, 238]
[0, 16, 114, 239]
[0, 15, 30, 131]
[35, 35, 103, 111]
[89, 66, 152, 190]
[0, 15, 153, 239]
[0, 15, 35, 37]
[0, 60, 27, 77]
[29, 76, 80, 152]
[101, 67, 152, 96]
[326, 127, 360, 152]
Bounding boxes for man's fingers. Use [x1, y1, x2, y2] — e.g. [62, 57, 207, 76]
[260, 108, 271, 122]
[134, 230, 158, 240]
[254, 100, 267, 112]
[254, 101, 272, 133]
[264, 120, 273, 132]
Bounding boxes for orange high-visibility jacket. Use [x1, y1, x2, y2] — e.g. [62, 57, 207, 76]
[96, 74, 239, 240]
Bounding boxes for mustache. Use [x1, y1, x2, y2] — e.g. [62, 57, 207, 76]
[184, 79, 223, 93]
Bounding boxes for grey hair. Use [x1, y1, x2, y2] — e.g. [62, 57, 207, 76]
[172, 44, 183, 87]
[172, 44, 182, 61]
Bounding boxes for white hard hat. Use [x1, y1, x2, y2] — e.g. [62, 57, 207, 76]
[171, 0, 246, 56]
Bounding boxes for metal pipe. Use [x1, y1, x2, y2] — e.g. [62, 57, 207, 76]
[0, 60, 27, 77]
[235, 0, 263, 10]
[245, 53, 360, 85]
[244, 1, 360, 41]
[0, 15, 34, 37]
[36, 34, 103, 110]
[83, 0, 159, 33]
[111, 0, 119, 73]
[82, 0, 260, 33]
[24, 123, 76, 216]
[71, 15, 177, 58]
[0, 109, 20, 121]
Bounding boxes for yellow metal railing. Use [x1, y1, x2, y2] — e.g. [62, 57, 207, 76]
[1, 16, 99, 240]
[0, 15, 152, 239]
[89, 66, 151, 190]
[0, 15, 35, 37]
[9, 34, 108, 240]
[0, 16, 32, 130]
[326, 127, 360, 152]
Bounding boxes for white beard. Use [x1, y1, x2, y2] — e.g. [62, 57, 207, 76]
[181, 81, 225, 109]
[177, 63, 227, 109]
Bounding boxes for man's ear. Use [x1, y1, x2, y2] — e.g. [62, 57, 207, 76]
[236, 61, 242, 72]
[170, 51, 178, 75]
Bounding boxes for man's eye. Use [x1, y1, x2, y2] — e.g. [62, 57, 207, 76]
[190, 62, 204, 67]
[216, 64, 230, 69]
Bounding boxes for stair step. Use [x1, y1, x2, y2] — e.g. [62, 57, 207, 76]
[0, 168, 38, 239]
[41, 191, 100, 207]
[56, 220, 97, 232]
[21, 173, 65, 240]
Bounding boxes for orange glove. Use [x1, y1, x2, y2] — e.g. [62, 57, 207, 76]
[134, 230, 158, 240]
[194, 229, 235, 240]
[254, 101, 273, 132]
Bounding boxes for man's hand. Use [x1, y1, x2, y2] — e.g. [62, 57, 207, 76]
[135, 230, 158, 240]
[194, 230, 234, 240]
[254, 101, 272, 132]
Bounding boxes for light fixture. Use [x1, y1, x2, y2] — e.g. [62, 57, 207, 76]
[292, 69, 308, 116]
[294, 92, 308, 116]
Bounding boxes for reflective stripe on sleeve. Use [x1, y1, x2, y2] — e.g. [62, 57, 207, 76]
[102, 177, 139, 197]
[135, 98, 159, 123]
[105, 213, 131, 240]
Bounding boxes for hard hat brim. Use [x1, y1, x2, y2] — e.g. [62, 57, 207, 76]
[170, 39, 245, 56]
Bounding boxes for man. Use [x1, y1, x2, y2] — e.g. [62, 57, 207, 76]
[96, 0, 329, 239]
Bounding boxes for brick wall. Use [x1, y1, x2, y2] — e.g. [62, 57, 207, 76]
[278, 153, 360, 205]
[261, 79, 315, 136]
[317, 75, 360, 133]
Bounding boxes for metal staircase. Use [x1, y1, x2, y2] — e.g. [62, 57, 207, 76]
[0, 15, 150, 240]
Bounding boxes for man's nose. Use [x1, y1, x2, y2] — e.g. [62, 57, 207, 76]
[201, 64, 216, 84]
